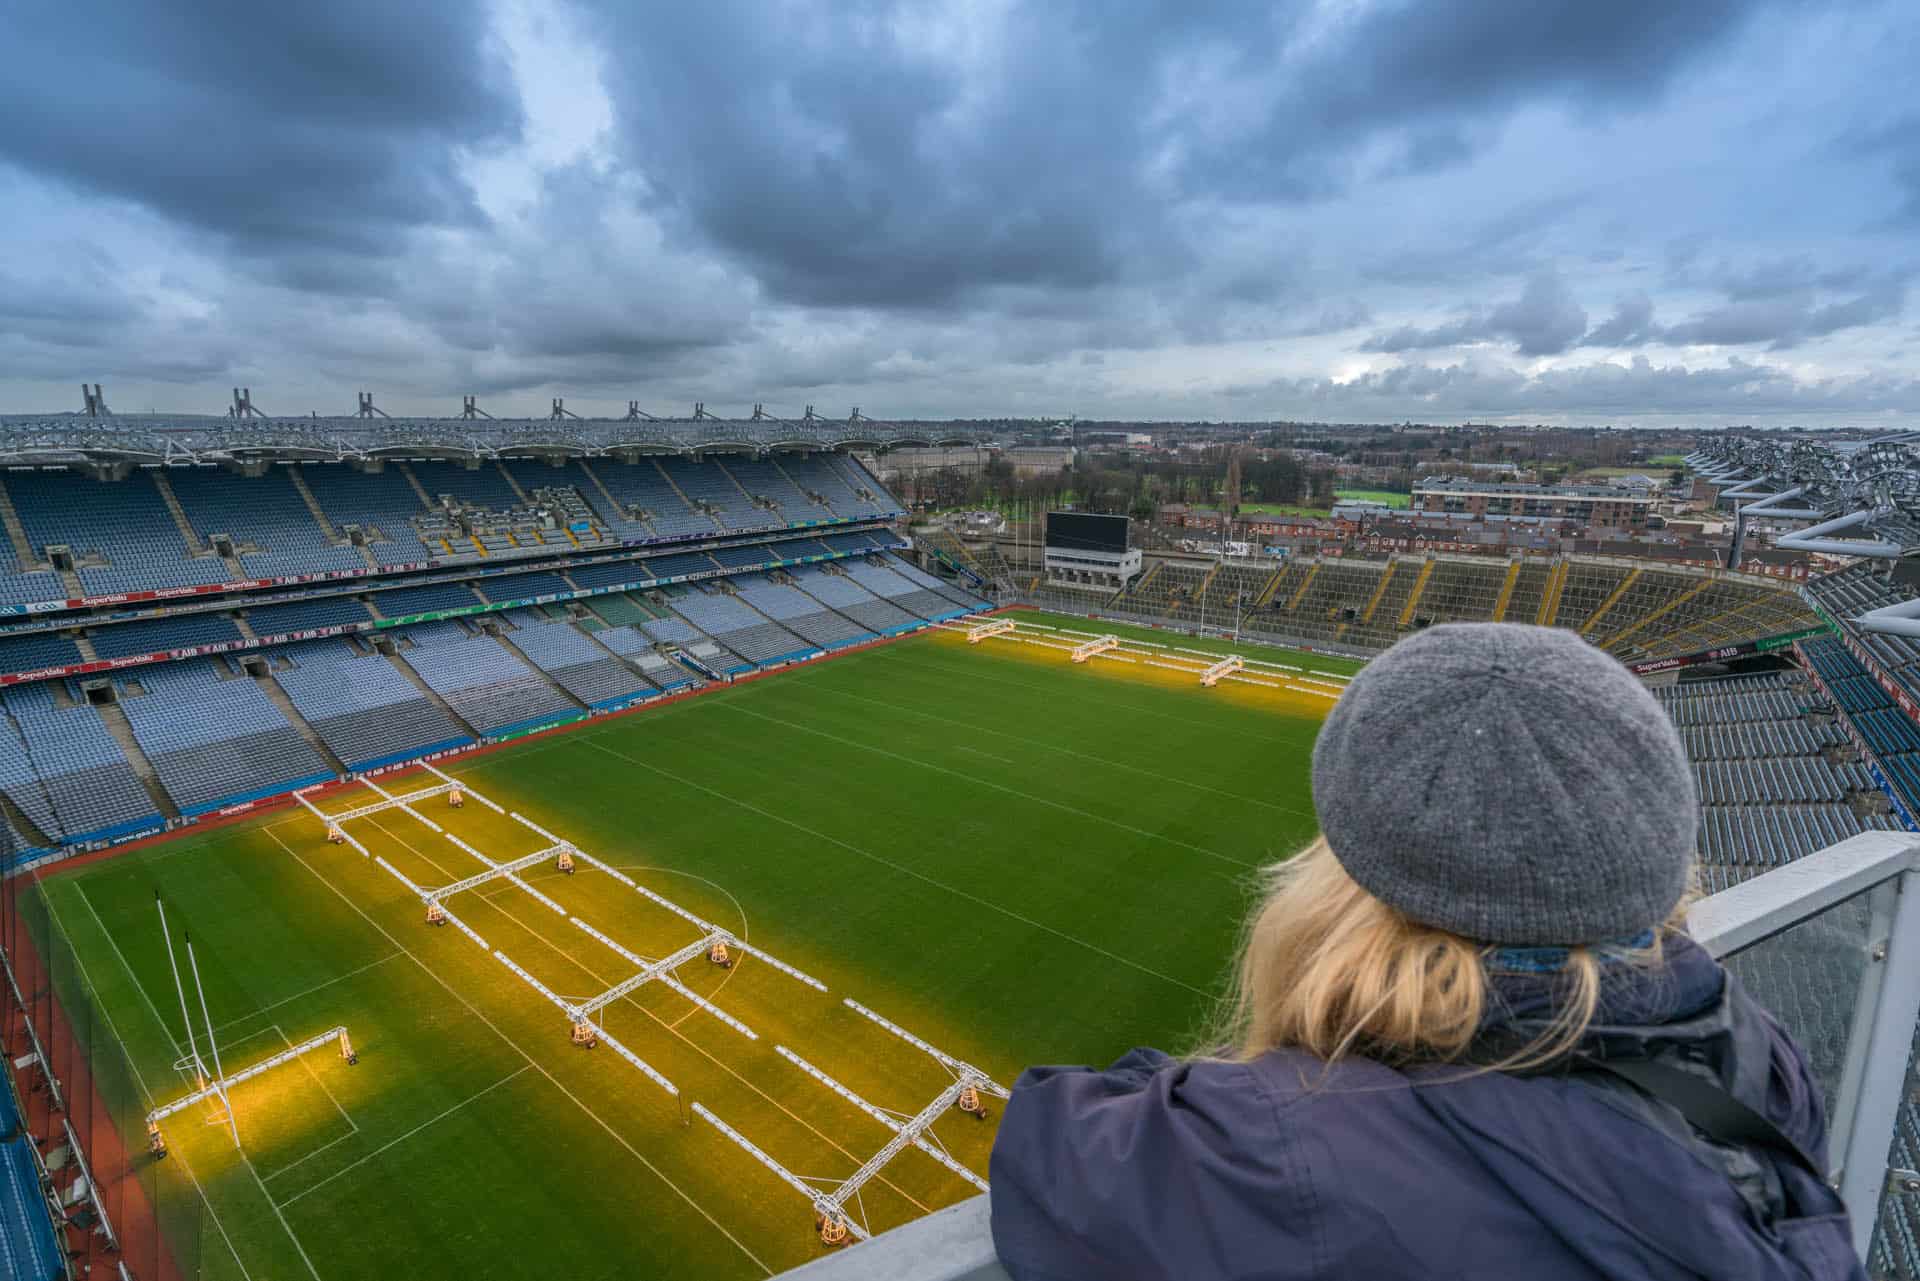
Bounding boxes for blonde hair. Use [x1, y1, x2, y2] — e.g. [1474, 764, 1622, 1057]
[1209, 837, 1690, 1073]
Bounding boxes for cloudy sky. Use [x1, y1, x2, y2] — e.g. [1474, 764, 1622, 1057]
[2, 0, 1916, 425]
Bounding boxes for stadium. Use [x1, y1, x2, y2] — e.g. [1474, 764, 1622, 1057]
[0, 412, 1913, 1281]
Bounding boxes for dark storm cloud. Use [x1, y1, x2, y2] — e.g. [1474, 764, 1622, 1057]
[1361, 273, 1587, 356]
[0, 0, 521, 259]
[575, 0, 1785, 309]
[1664, 279, 1907, 349]
[1585, 293, 1659, 347]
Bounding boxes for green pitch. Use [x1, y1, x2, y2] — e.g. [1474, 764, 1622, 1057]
[26, 618, 1343, 1280]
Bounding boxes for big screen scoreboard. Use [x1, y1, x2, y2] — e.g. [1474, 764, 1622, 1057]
[1045, 512, 1130, 554]
[1043, 511, 1140, 588]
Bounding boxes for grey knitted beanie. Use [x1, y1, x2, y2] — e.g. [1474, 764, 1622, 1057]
[1312, 622, 1696, 946]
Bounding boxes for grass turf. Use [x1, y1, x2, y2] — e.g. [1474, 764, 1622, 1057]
[25, 624, 1334, 1280]
[1235, 490, 1411, 517]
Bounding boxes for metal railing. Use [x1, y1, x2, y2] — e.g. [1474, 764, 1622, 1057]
[779, 830, 1920, 1278]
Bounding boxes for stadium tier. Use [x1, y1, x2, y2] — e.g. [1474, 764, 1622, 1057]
[1656, 671, 1901, 893]
[0, 453, 902, 611]
[0, 434, 1002, 859]
[0, 546, 979, 852]
[1040, 551, 1819, 665]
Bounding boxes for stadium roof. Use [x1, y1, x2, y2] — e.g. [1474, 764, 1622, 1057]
[0, 411, 992, 467]
[1689, 431, 1920, 639]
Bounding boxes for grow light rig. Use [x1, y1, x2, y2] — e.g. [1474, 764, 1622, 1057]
[697, 998, 1008, 1246]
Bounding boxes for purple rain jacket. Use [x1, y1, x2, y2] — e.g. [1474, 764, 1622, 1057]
[988, 938, 1863, 1280]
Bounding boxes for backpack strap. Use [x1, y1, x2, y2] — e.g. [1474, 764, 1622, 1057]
[1571, 1055, 1828, 1186]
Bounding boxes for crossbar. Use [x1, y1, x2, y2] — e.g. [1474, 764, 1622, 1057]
[147, 1027, 349, 1122]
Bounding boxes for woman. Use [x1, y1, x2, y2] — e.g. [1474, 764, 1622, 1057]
[989, 623, 1861, 1280]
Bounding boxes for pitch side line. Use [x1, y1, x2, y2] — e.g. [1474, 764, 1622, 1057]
[265, 828, 775, 1277]
[579, 738, 1211, 998]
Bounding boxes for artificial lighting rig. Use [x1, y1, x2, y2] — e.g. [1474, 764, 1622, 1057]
[696, 998, 1009, 1246]
[296, 764, 1005, 1246]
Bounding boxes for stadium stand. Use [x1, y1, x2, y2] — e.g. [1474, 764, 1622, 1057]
[0, 630, 82, 674]
[397, 630, 579, 735]
[787, 564, 920, 634]
[503, 619, 655, 709]
[115, 661, 333, 813]
[299, 464, 438, 567]
[657, 588, 807, 667]
[165, 466, 366, 578]
[584, 593, 654, 627]
[724, 458, 830, 520]
[369, 580, 484, 618]
[730, 574, 875, 649]
[595, 623, 706, 689]
[817, 455, 897, 519]
[5, 469, 229, 594]
[472, 570, 574, 603]
[0, 478, 67, 607]
[0, 682, 161, 841]
[709, 542, 783, 570]
[871, 555, 987, 615]
[1655, 672, 1899, 893]
[564, 558, 655, 591]
[273, 640, 472, 771]
[587, 460, 712, 539]
[1802, 635, 1920, 813]
[0, 1134, 61, 1281]
[1809, 563, 1920, 703]
[88, 611, 242, 660]
[670, 460, 781, 535]
[244, 594, 374, 634]
[644, 550, 724, 579]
